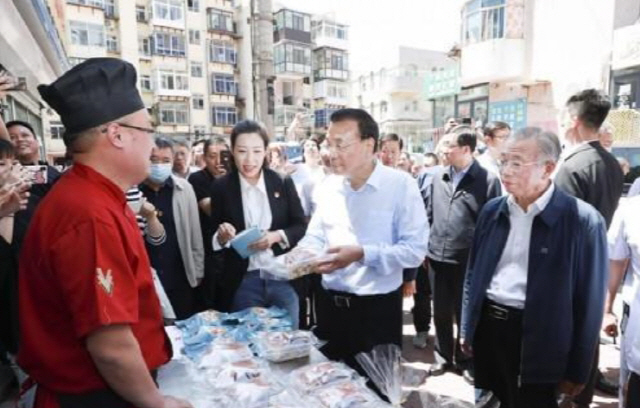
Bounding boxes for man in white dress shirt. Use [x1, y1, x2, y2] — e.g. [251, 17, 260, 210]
[603, 193, 640, 407]
[296, 108, 429, 377]
[476, 121, 511, 178]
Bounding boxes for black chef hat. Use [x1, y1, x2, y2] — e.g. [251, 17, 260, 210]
[38, 58, 145, 147]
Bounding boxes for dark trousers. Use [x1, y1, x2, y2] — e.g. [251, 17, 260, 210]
[315, 285, 403, 370]
[628, 372, 640, 408]
[164, 274, 196, 320]
[572, 346, 599, 406]
[474, 300, 558, 408]
[291, 274, 321, 329]
[412, 261, 432, 333]
[429, 259, 465, 365]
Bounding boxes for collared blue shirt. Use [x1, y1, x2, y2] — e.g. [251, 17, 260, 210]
[298, 161, 429, 295]
[450, 163, 472, 189]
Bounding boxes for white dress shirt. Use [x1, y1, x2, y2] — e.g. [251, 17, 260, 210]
[212, 172, 288, 271]
[486, 183, 555, 309]
[625, 284, 640, 376]
[476, 151, 500, 178]
[297, 161, 429, 295]
[608, 195, 640, 306]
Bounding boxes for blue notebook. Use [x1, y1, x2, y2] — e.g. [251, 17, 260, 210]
[229, 227, 263, 259]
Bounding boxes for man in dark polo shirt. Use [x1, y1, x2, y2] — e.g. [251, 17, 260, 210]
[19, 58, 191, 408]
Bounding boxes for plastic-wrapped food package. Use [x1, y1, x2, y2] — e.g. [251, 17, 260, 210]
[212, 359, 270, 388]
[290, 362, 358, 393]
[311, 381, 380, 408]
[254, 330, 316, 362]
[199, 339, 254, 369]
[264, 247, 337, 281]
[268, 389, 320, 408]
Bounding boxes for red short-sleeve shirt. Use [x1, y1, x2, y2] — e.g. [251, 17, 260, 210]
[17, 163, 171, 394]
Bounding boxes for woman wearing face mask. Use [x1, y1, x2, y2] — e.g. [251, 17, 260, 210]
[210, 121, 307, 327]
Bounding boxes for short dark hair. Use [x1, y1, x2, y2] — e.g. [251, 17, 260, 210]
[450, 125, 477, 153]
[154, 136, 174, 151]
[330, 108, 379, 152]
[483, 121, 511, 138]
[301, 136, 321, 163]
[424, 152, 439, 166]
[380, 133, 403, 150]
[0, 139, 15, 159]
[203, 137, 229, 154]
[6, 120, 36, 138]
[230, 120, 269, 150]
[566, 89, 611, 131]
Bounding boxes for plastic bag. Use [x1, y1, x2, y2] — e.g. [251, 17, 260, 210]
[418, 391, 473, 408]
[289, 361, 358, 393]
[355, 344, 428, 406]
[311, 380, 380, 408]
[262, 247, 336, 281]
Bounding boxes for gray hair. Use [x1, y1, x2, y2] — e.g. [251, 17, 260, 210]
[172, 136, 190, 149]
[154, 136, 174, 151]
[511, 127, 561, 163]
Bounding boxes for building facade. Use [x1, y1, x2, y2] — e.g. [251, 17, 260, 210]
[311, 14, 349, 135]
[458, 0, 615, 133]
[59, 0, 244, 146]
[1, 0, 68, 162]
[352, 47, 454, 152]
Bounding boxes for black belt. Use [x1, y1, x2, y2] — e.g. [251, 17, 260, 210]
[324, 287, 400, 309]
[482, 299, 523, 321]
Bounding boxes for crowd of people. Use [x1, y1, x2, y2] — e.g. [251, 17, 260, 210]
[0, 57, 639, 408]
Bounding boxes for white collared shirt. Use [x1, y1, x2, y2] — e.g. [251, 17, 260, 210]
[486, 183, 555, 309]
[608, 195, 640, 305]
[298, 161, 429, 295]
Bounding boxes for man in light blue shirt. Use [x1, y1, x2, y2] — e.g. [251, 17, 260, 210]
[295, 108, 429, 377]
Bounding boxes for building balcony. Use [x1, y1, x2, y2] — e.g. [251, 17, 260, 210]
[273, 28, 311, 45]
[459, 38, 526, 86]
[313, 80, 349, 106]
[612, 24, 640, 71]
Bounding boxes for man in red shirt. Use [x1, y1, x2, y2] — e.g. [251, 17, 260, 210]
[17, 58, 191, 408]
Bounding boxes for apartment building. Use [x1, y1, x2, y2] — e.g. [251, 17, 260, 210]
[1, 0, 68, 162]
[311, 14, 350, 134]
[457, 0, 615, 132]
[352, 47, 453, 151]
[271, 7, 313, 140]
[60, 0, 243, 145]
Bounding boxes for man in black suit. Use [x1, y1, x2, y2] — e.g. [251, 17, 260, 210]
[556, 89, 624, 406]
[427, 126, 501, 381]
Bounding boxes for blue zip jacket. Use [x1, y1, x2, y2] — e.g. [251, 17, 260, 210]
[461, 187, 608, 385]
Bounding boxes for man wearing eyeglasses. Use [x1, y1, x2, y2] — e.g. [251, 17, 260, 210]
[461, 127, 607, 408]
[295, 108, 429, 387]
[426, 126, 501, 382]
[18, 58, 192, 408]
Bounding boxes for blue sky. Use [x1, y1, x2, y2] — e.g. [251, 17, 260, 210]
[276, 0, 465, 76]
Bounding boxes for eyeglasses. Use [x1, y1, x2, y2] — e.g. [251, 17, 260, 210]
[326, 140, 359, 153]
[116, 123, 155, 134]
[498, 160, 543, 173]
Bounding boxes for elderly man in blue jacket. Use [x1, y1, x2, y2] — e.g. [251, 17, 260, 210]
[461, 127, 608, 408]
